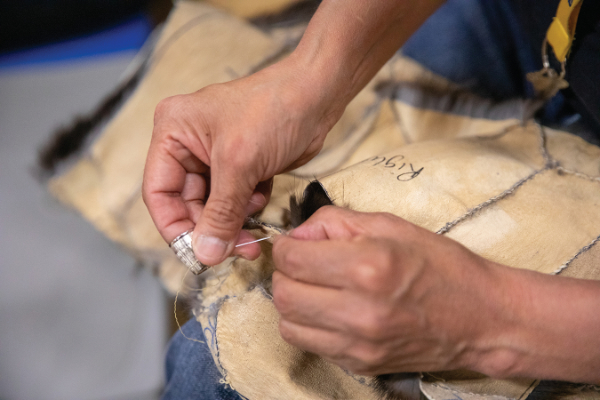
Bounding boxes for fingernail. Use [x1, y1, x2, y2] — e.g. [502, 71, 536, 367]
[194, 235, 229, 264]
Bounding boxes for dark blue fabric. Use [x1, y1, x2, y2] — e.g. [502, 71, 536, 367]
[560, 1, 600, 135]
[513, 0, 600, 135]
[402, 0, 600, 137]
[162, 319, 242, 400]
[403, 0, 538, 101]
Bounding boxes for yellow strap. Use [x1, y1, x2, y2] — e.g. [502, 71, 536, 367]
[546, 0, 584, 62]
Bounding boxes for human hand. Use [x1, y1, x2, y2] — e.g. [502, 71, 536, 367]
[142, 0, 446, 267]
[142, 59, 345, 265]
[272, 206, 517, 376]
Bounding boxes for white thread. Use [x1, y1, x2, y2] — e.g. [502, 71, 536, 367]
[235, 236, 272, 247]
[174, 268, 205, 344]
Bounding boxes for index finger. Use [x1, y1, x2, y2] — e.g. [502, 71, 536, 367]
[289, 206, 364, 241]
[273, 235, 363, 288]
[142, 137, 207, 243]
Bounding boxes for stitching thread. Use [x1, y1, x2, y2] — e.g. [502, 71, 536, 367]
[174, 269, 205, 344]
[556, 166, 600, 183]
[425, 381, 514, 400]
[436, 123, 553, 236]
[436, 167, 548, 235]
[553, 233, 600, 275]
[244, 216, 287, 234]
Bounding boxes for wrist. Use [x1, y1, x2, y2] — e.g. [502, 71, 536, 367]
[462, 264, 600, 383]
[284, 0, 445, 108]
[285, 41, 355, 107]
[458, 261, 531, 378]
[262, 54, 350, 136]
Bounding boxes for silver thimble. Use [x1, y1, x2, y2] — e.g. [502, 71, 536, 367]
[170, 230, 209, 275]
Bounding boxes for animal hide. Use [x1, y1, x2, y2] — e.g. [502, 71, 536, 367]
[39, 2, 600, 399]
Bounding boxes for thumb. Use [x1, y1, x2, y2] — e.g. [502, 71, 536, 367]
[193, 163, 256, 265]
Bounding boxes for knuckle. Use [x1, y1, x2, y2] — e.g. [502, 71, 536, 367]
[372, 212, 400, 230]
[352, 345, 388, 374]
[351, 244, 395, 292]
[324, 344, 344, 361]
[278, 320, 295, 344]
[362, 347, 388, 369]
[312, 204, 337, 219]
[310, 205, 329, 220]
[272, 280, 292, 316]
[480, 350, 520, 378]
[277, 246, 302, 278]
[271, 238, 286, 265]
[203, 197, 245, 230]
[376, 247, 396, 277]
[353, 309, 388, 341]
[354, 263, 381, 292]
[154, 95, 182, 122]
[216, 144, 260, 179]
[226, 148, 252, 170]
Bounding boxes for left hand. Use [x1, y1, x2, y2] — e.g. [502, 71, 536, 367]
[272, 206, 516, 376]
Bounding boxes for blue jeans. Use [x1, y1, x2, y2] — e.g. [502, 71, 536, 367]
[403, 0, 537, 100]
[162, 319, 242, 400]
[402, 0, 584, 130]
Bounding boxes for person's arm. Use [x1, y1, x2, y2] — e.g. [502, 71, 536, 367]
[272, 207, 600, 383]
[477, 266, 600, 382]
[142, 0, 444, 266]
[288, 0, 444, 111]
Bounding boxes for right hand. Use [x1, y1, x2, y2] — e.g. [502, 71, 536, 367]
[142, 58, 346, 265]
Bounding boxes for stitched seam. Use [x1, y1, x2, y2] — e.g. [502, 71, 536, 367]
[437, 122, 554, 235]
[538, 124, 600, 182]
[421, 375, 539, 400]
[537, 124, 556, 168]
[556, 166, 600, 183]
[201, 296, 230, 375]
[553, 233, 600, 275]
[341, 369, 372, 387]
[436, 167, 548, 235]
[425, 381, 514, 400]
[245, 216, 287, 234]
